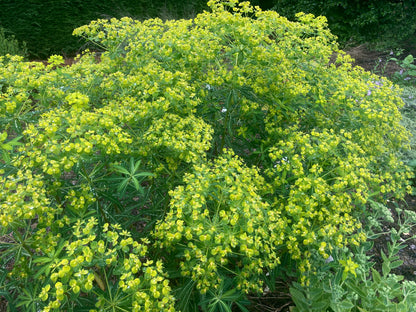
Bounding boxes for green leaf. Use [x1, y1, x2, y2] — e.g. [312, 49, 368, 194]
[8, 135, 23, 146]
[132, 177, 141, 191]
[33, 264, 50, 279]
[390, 259, 404, 270]
[220, 287, 237, 300]
[33, 256, 53, 264]
[382, 261, 390, 277]
[235, 301, 250, 312]
[345, 280, 367, 298]
[380, 248, 388, 260]
[362, 240, 374, 252]
[371, 268, 382, 284]
[338, 300, 354, 310]
[133, 172, 155, 178]
[176, 279, 197, 312]
[131, 158, 142, 173]
[403, 54, 414, 65]
[111, 164, 130, 175]
[311, 299, 330, 311]
[2, 143, 13, 151]
[0, 132, 7, 142]
[1, 150, 10, 163]
[290, 286, 310, 311]
[117, 179, 129, 193]
[217, 301, 232, 312]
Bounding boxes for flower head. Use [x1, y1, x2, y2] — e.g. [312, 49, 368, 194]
[339, 257, 359, 280]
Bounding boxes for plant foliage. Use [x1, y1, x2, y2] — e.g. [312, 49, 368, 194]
[0, 0, 208, 59]
[0, 0, 413, 310]
[272, 0, 416, 48]
[0, 27, 27, 58]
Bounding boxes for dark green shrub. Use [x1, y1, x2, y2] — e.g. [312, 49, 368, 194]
[272, 0, 416, 48]
[0, 0, 207, 59]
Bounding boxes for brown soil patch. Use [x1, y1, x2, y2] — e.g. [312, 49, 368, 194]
[345, 44, 402, 77]
[344, 42, 416, 79]
[0, 300, 7, 312]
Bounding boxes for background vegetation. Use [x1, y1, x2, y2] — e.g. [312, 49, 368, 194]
[0, 0, 208, 59]
[272, 0, 416, 48]
[0, 28, 27, 59]
[1, 0, 416, 59]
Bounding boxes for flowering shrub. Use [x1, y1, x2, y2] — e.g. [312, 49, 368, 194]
[153, 151, 285, 293]
[39, 218, 176, 312]
[0, 0, 412, 310]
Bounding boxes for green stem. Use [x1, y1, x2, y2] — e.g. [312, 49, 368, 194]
[13, 226, 34, 257]
[220, 90, 234, 152]
[81, 163, 110, 224]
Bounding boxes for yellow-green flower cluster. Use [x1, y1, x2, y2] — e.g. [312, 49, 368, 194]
[64, 183, 97, 213]
[144, 114, 213, 166]
[0, 169, 56, 227]
[266, 120, 410, 282]
[265, 128, 374, 281]
[41, 218, 175, 312]
[23, 100, 134, 164]
[153, 151, 286, 293]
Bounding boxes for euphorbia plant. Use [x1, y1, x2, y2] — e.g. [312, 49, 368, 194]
[0, 0, 413, 311]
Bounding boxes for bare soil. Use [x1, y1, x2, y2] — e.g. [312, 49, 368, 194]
[345, 43, 416, 77]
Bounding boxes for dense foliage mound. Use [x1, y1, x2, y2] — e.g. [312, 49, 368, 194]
[0, 1, 413, 311]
